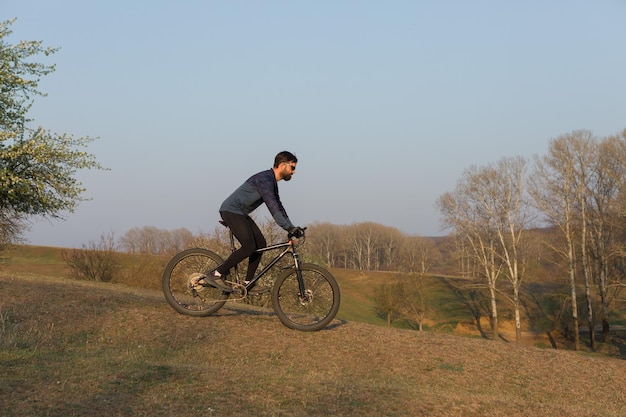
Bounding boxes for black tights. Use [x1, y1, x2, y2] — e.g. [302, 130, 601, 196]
[216, 212, 266, 281]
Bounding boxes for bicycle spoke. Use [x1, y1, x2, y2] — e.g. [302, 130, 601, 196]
[272, 264, 340, 331]
[162, 249, 229, 316]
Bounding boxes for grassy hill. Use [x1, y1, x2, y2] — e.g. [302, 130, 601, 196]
[3, 245, 625, 351]
[2, 272, 626, 416]
[2, 246, 626, 416]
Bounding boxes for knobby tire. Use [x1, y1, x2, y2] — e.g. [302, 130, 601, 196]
[162, 248, 229, 317]
[272, 263, 340, 331]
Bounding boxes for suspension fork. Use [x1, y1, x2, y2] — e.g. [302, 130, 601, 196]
[291, 245, 307, 298]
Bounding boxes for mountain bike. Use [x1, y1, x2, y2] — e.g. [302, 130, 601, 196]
[162, 222, 340, 331]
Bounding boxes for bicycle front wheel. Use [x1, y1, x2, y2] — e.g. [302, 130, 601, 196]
[162, 248, 229, 317]
[272, 263, 340, 331]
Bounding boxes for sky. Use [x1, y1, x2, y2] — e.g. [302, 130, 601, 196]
[3, 0, 626, 248]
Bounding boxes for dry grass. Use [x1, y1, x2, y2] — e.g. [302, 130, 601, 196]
[2, 273, 626, 417]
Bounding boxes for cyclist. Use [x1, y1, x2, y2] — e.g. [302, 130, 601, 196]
[198, 151, 304, 292]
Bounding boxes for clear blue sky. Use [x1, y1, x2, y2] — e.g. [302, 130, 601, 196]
[4, 1, 626, 247]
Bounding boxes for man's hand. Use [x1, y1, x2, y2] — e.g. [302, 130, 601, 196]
[289, 226, 305, 238]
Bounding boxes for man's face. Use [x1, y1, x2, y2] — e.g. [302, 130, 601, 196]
[281, 161, 296, 181]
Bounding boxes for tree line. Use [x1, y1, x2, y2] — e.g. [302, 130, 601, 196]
[109, 222, 442, 272]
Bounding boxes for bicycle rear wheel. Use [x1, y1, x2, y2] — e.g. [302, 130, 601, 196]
[162, 248, 229, 317]
[272, 263, 340, 331]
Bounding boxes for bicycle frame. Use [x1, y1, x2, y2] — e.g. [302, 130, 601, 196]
[162, 223, 339, 330]
[228, 232, 304, 294]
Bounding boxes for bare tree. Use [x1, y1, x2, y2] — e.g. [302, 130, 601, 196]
[439, 156, 534, 342]
[530, 132, 586, 350]
[119, 226, 194, 255]
[308, 222, 429, 273]
[345, 222, 384, 271]
[487, 157, 533, 343]
[378, 226, 404, 270]
[569, 131, 596, 349]
[397, 236, 440, 331]
[438, 169, 503, 341]
[307, 222, 341, 267]
[358, 222, 384, 271]
[399, 235, 441, 276]
[342, 226, 361, 270]
[448, 231, 476, 278]
[374, 281, 403, 326]
[587, 132, 626, 342]
[395, 277, 429, 331]
[163, 228, 195, 254]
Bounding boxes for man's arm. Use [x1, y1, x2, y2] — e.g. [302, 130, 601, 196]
[253, 170, 295, 230]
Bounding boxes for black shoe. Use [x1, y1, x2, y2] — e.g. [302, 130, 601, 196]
[203, 274, 233, 292]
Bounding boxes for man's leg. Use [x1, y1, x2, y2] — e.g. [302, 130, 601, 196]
[216, 212, 265, 278]
[243, 218, 266, 281]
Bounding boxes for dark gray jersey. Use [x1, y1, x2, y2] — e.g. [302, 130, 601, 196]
[220, 169, 294, 230]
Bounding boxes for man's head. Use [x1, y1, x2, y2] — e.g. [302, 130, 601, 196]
[273, 151, 297, 181]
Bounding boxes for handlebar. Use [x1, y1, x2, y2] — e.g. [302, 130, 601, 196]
[288, 226, 307, 240]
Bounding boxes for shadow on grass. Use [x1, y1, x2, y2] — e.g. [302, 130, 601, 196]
[616, 339, 626, 358]
[436, 276, 489, 339]
[220, 303, 348, 331]
[584, 327, 626, 359]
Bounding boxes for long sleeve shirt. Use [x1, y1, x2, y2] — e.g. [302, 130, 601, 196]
[219, 169, 295, 230]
